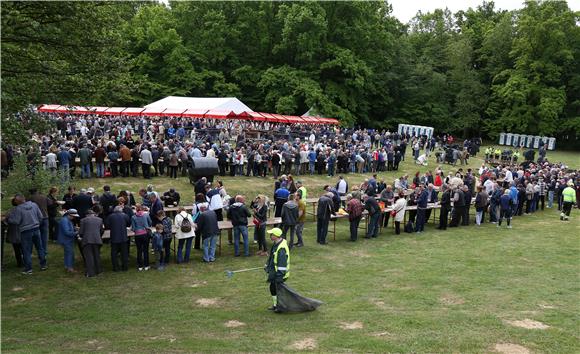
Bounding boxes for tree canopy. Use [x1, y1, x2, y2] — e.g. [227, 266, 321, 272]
[2, 0, 579, 145]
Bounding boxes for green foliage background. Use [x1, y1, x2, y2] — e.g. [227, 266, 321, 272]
[2, 1, 579, 145]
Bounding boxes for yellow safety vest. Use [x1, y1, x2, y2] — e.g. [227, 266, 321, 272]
[298, 186, 307, 200]
[563, 187, 576, 203]
[274, 239, 290, 280]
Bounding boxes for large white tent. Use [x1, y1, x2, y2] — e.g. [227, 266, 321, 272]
[144, 96, 252, 114]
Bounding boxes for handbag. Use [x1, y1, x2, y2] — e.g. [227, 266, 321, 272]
[390, 210, 397, 217]
[253, 218, 261, 226]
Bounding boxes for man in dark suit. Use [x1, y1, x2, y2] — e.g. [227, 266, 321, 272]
[79, 210, 104, 277]
[99, 185, 117, 219]
[316, 192, 335, 244]
[72, 189, 94, 220]
[424, 183, 439, 222]
[105, 206, 130, 271]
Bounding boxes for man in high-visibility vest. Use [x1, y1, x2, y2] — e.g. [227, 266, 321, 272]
[561, 181, 577, 221]
[296, 181, 307, 200]
[265, 227, 290, 313]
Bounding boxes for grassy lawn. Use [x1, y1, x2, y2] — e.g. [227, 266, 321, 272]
[2, 146, 579, 353]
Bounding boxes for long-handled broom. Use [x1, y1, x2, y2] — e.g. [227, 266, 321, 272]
[225, 267, 263, 279]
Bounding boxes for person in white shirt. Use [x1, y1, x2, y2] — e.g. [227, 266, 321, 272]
[484, 177, 495, 195]
[504, 168, 513, 183]
[174, 207, 195, 263]
[336, 176, 348, 196]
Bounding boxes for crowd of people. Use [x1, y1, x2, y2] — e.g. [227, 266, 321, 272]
[1, 113, 578, 277]
[1, 112, 481, 181]
[2, 151, 578, 276]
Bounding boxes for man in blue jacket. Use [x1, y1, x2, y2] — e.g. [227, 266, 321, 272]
[308, 148, 317, 175]
[415, 184, 429, 233]
[57, 208, 79, 273]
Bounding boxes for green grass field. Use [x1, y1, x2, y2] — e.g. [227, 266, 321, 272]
[2, 147, 579, 353]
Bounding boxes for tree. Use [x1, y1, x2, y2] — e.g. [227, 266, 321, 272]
[487, 1, 578, 137]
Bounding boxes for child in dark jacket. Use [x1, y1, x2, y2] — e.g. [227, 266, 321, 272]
[158, 210, 172, 266]
[152, 224, 165, 270]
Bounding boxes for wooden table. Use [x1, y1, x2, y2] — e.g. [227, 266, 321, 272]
[305, 196, 347, 221]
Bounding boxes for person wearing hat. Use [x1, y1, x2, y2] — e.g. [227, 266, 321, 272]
[264, 227, 290, 312]
[561, 181, 576, 221]
[58, 208, 79, 273]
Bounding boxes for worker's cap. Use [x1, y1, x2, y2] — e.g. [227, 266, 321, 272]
[87, 187, 95, 194]
[567, 181, 574, 186]
[65, 209, 80, 217]
[266, 228, 283, 237]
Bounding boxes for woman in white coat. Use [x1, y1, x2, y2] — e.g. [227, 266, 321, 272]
[393, 192, 407, 235]
[174, 207, 195, 263]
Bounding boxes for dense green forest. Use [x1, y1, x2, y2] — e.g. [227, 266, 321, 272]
[1, 1, 579, 142]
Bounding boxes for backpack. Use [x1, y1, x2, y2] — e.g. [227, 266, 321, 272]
[179, 214, 192, 233]
[404, 220, 414, 233]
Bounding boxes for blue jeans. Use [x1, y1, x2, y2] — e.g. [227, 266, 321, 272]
[202, 235, 218, 262]
[60, 164, 70, 182]
[81, 163, 90, 178]
[328, 164, 335, 176]
[548, 191, 554, 208]
[368, 213, 380, 236]
[233, 225, 249, 256]
[96, 162, 105, 178]
[62, 241, 75, 269]
[20, 228, 46, 272]
[414, 209, 426, 232]
[177, 237, 193, 263]
[40, 218, 49, 257]
[309, 161, 315, 174]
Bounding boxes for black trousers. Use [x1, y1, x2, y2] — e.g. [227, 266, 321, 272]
[122, 161, 130, 177]
[110, 162, 118, 177]
[450, 206, 464, 227]
[163, 238, 171, 264]
[111, 242, 128, 271]
[563, 201, 573, 217]
[48, 216, 58, 240]
[82, 244, 102, 277]
[439, 207, 449, 229]
[282, 225, 296, 246]
[142, 163, 151, 179]
[135, 235, 150, 268]
[270, 281, 277, 296]
[462, 206, 470, 225]
[349, 217, 361, 241]
[395, 221, 401, 235]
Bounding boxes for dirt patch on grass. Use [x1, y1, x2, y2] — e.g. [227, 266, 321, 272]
[224, 320, 245, 328]
[494, 343, 530, 354]
[538, 304, 555, 309]
[371, 331, 392, 337]
[291, 338, 318, 350]
[505, 319, 549, 330]
[147, 335, 176, 343]
[339, 321, 363, 330]
[189, 281, 208, 288]
[440, 294, 465, 305]
[349, 250, 371, 258]
[196, 298, 219, 307]
[12, 287, 24, 292]
[10, 297, 27, 303]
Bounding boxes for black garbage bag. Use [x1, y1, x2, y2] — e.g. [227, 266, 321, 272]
[275, 282, 323, 313]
